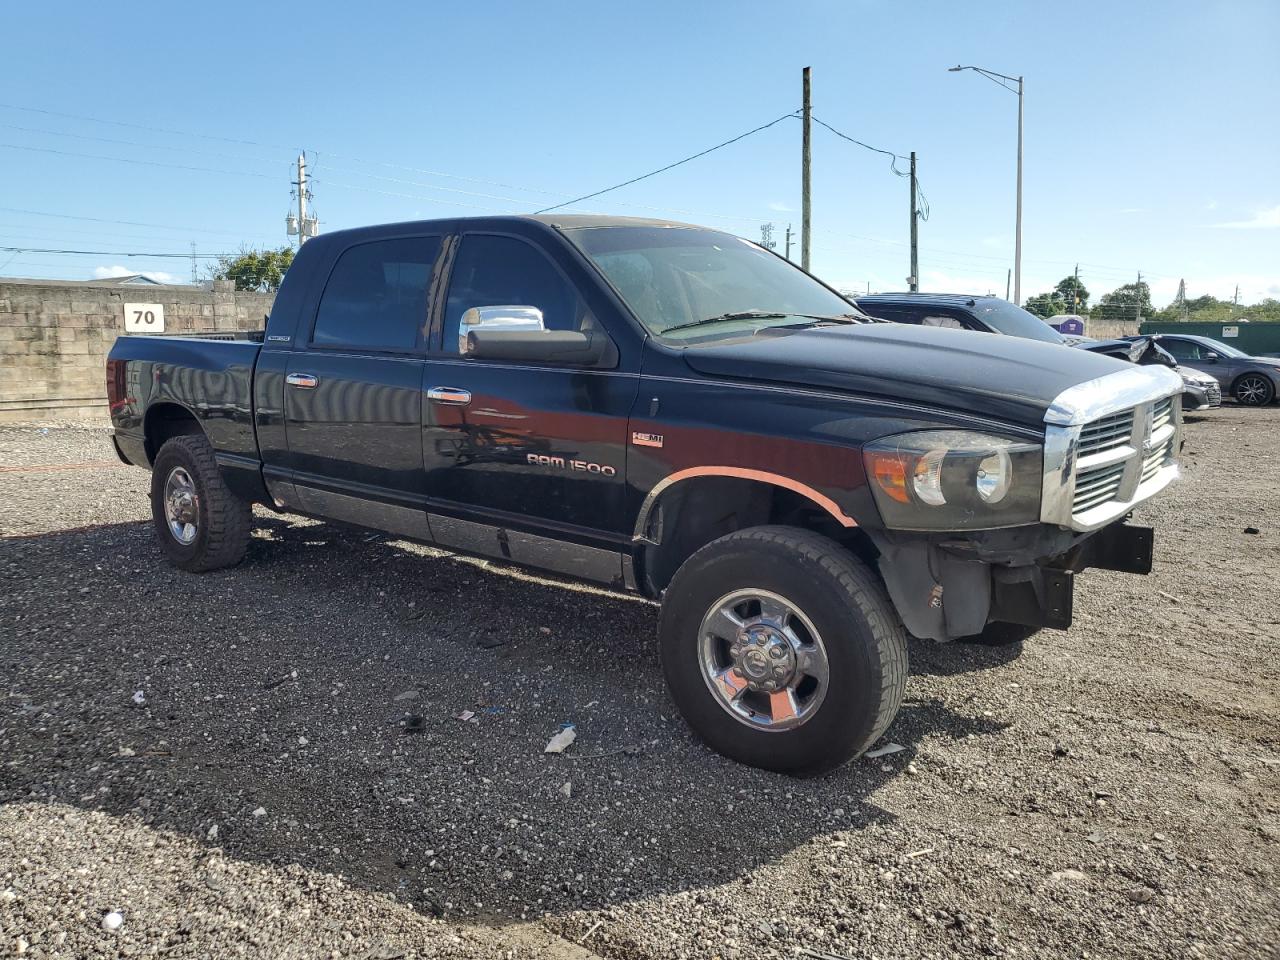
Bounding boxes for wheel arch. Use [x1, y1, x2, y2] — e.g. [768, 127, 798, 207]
[143, 401, 206, 464]
[634, 468, 875, 597]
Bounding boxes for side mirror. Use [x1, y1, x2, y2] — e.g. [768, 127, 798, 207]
[1202, 351, 1220, 362]
[458, 305, 546, 353]
[465, 328, 617, 366]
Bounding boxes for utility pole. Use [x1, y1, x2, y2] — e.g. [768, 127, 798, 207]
[784, 224, 793, 262]
[190, 242, 198, 285]
[1006, 269, 1011, 301]
[289, 153, 318, 246]
[1072, 263, 1080, 313]
[297, 153, 308, 246]
[1233, 284, 1240, 309]
[1136, 271, 1144, 324]
[801, 66, 812, 272]
[908, 151, 919, 291]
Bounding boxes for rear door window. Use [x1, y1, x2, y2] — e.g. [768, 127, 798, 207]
[312, 237, 442, 351]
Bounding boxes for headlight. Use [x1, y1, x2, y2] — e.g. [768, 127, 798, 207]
[864, 430, 1043, 531]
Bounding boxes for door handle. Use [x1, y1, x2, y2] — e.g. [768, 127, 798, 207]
[427, 386, 472, 405]
[286, 373, 319, 389]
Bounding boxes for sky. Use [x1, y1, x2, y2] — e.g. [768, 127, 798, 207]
[1, 0, 1277, 308]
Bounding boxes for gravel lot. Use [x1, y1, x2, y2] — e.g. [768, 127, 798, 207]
[2, 409, 1277, 960]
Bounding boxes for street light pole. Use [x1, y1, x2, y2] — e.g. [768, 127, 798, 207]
[949, 64, 1023, 305]
[1014, 74, 1023, 307]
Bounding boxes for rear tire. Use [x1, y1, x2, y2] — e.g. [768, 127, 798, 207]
[658, 526, 908, 776]
[150, 434, 252, 572]
[1233, 374, 1275, 406]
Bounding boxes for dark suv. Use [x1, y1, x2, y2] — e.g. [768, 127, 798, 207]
[855, 293, 1064, 343]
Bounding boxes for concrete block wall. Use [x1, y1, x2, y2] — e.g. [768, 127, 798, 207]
[0, 278, 275, 422]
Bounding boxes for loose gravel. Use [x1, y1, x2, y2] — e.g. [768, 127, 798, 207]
[1, 408, 1277, 959]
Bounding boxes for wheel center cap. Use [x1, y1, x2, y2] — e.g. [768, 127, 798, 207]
[731, 624, 797, 691]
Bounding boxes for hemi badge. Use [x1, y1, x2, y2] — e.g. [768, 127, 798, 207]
[267, 335, 292, 342]
[632, 432, 664, 448]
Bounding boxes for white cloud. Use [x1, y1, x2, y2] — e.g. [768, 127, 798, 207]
[92, 265, 181, 283]
[767, 201, 793, 212]
[1211, 204, 1280, 230]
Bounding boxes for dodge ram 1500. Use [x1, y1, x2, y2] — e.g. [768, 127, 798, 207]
[107, 216, 1183, 773]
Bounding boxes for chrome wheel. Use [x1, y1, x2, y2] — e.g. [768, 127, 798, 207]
[698, 588, 829, 732]
[1235, 375, 1272, 406]
[163, 466, 199, 544]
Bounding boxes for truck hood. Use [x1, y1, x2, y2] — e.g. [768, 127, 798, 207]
[680, 323, 1135, 428]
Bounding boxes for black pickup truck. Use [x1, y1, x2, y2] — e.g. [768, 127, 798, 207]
[107, 216, 1184, 774]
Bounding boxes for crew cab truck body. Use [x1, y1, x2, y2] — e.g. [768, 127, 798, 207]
[108, 216, 1183, 774]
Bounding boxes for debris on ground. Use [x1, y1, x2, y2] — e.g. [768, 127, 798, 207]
[544, 726, 577, 754]
[865, 742, 906, 759]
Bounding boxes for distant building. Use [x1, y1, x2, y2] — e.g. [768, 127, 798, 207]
[84, 274, 164, 286]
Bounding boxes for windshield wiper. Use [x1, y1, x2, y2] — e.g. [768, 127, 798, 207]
[661, 310, 789, 335]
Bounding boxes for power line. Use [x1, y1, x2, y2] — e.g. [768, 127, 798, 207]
[534, 112, 801, 214]
[0, 142, 283, 180]
[0, 122, 287, 168]
[0, 245, 231, 259]
[0, 206, 267, 239]
[809, 115, 909, 173]
[0, 101, 295, 151]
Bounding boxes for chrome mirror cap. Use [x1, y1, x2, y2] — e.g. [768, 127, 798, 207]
[459, 305, 545, 354]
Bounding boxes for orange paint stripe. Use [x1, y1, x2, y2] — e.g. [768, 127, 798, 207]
[0, 460, 124, 474]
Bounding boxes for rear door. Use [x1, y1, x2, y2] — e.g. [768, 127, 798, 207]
[419, 229, 636, 584]
[282, 234, 443, 539]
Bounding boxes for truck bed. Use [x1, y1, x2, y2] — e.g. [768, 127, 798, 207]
[107, 333, 264, 471]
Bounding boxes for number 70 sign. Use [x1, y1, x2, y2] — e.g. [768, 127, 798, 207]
[124, 303, 165, 333]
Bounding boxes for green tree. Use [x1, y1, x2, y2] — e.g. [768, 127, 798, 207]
[1053, 275, 1089, 312]
[1023, 292, 1066, 318]
[211, 246, 295, 292]
[1095, 281, 1153, 322]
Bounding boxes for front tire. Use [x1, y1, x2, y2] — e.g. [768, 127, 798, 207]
[150, 434, 252, 572]
[659, 526, 908, 776]
[1233, 374, 1275, 406]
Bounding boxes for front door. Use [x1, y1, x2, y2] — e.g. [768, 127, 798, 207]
[420, 231, 635, 584]
[283, 234, 443, 539]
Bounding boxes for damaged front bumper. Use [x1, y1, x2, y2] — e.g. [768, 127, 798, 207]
[873, 521, 1157, 641]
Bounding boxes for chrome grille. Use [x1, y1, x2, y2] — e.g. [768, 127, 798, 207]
[1140, 434, 1174, 483]
[1042, 367, 1184, 532]
[1072, 462, 1126, 512]
[1067, 395, 1180, 524]
[1205, 382, 1222, 404]
[1151, 396, 1173, 432]
[1077, 410, 1134, 457]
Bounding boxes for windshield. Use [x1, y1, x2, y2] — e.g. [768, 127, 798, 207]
[1193, 336, 1247, 358]
[970, 300, 1064, 344]
[564, 226, 862, 339]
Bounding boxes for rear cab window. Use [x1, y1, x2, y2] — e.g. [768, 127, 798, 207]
[312, 236, 442, 352]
